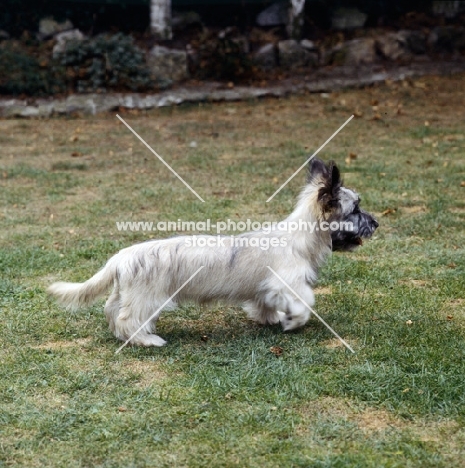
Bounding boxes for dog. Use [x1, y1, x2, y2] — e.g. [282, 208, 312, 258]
[47, 158, 378, 347]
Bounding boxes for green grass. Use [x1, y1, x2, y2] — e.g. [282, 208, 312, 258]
[1, 74, 465, 467]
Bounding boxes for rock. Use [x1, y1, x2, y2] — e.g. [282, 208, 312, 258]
[253, 43, 277, 70]
[300, 39, 318, 51]
[428, 26, 465, 52]
[376, 31, 426, 61]
[278, 39, 318, 69]
[37, 103, 54, 118]
[52, 29, 86, 58]
[0, 30, 10, 40]
[218, 28, 249, 53]
[3, 105, 27, 118]
[331, 8, 367, 30]
[256, 1, 288, 26]
[172, 11, 202, 31]
[38, 17, 73, 39]
[327, 38, 376, 66]
[147, 46, 189, 89]
[404, 30, 427, 55]
[20, 106, 40, 117]
[432, 0, 464, 18]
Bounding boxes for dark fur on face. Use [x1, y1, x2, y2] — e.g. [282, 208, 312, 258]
[307, 158, 379, 251]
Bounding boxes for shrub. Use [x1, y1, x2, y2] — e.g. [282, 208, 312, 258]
[0, 46, 64, 96]
[192, 30, 255, 82]
[57, 33, 153, 92]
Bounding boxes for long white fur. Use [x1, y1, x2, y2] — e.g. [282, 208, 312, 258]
[48, 178, 336, 347]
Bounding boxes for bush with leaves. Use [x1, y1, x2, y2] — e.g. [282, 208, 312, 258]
[0, 46, 64, 96]
[192, 30, 255, 82]
[56, 33, 153, 92]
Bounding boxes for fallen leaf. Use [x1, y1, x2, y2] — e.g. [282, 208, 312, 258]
[270, 346, 283, 357]
[460, 181, 465, 187]
[71, 152, 82, 157]
[118, 407, 127, 412]
[406, 320, 413, 326]
[447, 315, 454, 321]
[382, 208, 396, 216]
[414, 81, 427, 89]
[349, 152, 357, 160]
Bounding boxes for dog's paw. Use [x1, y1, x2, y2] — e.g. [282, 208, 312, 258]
[279, 311, 309, 332]
[131, 334, 167, 347]
[278, 311, 295, 331]
[266, 310, 285, 325]
[280, 315, 295, 332]
[276, 311, 286, 321]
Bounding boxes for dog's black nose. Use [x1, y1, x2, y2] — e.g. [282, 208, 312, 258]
[373, 219, 379, 229]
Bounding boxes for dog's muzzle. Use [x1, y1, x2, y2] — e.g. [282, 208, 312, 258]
[331, 210, 379, 251]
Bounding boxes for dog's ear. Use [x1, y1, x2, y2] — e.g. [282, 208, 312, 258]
[317, 161, 342, 212]
[307, 158, 329, 183]
[329, 162, 341, 193]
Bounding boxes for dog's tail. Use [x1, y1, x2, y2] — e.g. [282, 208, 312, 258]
[47, 259, 116, 311]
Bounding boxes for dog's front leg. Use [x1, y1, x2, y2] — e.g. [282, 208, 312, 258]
[243, 301, 283, 325]
[278, 289, 314, 331]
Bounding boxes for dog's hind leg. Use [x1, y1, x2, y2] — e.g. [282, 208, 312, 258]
[104, 286, 120, 334]
[113, 288, 169, 347]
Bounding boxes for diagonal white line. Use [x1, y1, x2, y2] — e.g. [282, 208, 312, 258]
[266, 266, 355, 353]
[266, 114, 354, 203]
[115, 266, 205, 354]
[116, 114, 205, 202]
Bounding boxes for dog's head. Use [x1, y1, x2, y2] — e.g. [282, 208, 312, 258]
[307, 158, 379, 251]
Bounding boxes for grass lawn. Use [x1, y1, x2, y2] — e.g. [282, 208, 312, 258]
[1, 73, 464, 467]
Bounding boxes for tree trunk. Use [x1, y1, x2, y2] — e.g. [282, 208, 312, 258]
[287, 0, 306, 40]
[150, 0, 172, 40]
